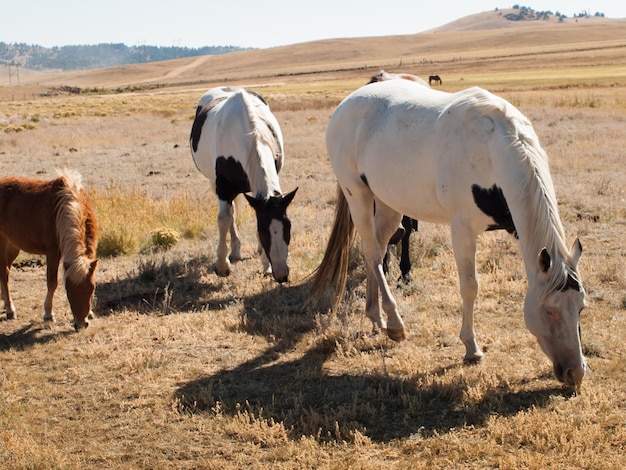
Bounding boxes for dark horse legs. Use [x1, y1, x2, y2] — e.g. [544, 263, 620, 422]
[383, 215, 418, 284]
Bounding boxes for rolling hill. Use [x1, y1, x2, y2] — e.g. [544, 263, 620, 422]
[2, 8, 626, 94]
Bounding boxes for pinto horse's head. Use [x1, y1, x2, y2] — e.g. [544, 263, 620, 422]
[245, 188, 298, 283]
[524, 239, 587, 387]
[64, 259, 98, 330]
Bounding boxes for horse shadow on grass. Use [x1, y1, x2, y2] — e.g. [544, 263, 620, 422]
[92, 254, 573, 443]
[94, 254, 235, 316]
[177, 278, 574, 443]
[0, 322, 75, 351]
[176, 334, 573, 443]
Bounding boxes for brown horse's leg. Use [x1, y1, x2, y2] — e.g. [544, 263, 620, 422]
[43, 251, 60, 322]
[0, 239, 19, 319]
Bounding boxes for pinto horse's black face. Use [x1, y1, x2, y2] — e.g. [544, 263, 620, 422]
[245, 188, 298, 283]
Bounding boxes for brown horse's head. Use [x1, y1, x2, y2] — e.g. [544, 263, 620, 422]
[65, 259, 98, 330]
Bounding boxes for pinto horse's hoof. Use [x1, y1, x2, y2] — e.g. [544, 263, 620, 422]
[6, 311, 16, 320]
[463, 352, 484, 365]
[213, 265, 231, 277]
[386, 328, 406, 342]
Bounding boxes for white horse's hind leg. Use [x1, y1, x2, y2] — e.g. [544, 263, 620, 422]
[347, 190, 405, 340]
[214, 200, 234, 276]
[373, 199, 406, 339]
[450, 220, 484, 362]
[364, 265, 383, 332]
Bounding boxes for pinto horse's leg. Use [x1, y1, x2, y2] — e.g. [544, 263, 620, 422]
[0, 239, 19, 319]
[43, 251, 61, 322]
[214, 199, 234, 277]
[229, 198, 242, 263]
[450, 220, 483, 362]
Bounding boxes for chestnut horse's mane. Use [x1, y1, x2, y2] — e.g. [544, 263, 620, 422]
[54, 169, 98, 283]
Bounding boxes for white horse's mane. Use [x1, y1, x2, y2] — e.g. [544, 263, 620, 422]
[446, 88, 580, 295]
[239, 91, 283, 199]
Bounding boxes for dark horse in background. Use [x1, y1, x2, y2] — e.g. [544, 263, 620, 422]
[429, 75, 443, 85]
[368, 71, 424, 283]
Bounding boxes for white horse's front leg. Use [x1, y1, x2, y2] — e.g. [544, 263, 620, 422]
[214, 200, 234, 277]
[451, 221, 483, 362]
[228, 199, 242, 263]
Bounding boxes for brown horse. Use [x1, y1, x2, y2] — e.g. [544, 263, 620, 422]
[0, 169, 99, 329]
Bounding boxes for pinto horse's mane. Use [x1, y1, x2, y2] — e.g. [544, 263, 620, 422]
[54, 169, 97, 284]
[444, 87, 581, 296]
[240, 90, 283, 199]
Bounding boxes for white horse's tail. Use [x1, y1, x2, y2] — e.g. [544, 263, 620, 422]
[307, 185, 357, 312]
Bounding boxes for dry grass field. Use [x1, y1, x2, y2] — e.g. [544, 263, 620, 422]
[1, 15, 625, 469]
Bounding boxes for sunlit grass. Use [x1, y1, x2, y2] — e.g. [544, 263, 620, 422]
[91, 183, 213, 257]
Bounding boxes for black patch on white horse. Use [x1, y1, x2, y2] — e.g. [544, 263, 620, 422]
[190, 108, 208, 152]
[190, 97, 228, 151]
[471, 184, 517, 237]
[215, 156, 251, 202]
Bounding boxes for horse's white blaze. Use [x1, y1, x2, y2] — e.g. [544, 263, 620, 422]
[267, 219, 289, 281]
[324, 79, 586, 385]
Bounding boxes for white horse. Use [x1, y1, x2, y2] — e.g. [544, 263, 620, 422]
[310, 79, 587, 386]
[190, 86, 297, 283]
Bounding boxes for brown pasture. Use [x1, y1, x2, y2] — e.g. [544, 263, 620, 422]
[1, 17, 625, 469]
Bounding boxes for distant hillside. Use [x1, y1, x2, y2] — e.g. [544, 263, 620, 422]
[432, 5, 608, 32]
[1, 5, 623, 95]
[0, 42, 252, 72]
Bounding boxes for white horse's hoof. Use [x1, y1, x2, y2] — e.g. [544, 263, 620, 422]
[386, 328, 406, 342]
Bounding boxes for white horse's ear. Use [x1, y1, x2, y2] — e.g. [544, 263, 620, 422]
[538, 248, 551, 273]
[570, 238, 583, 267]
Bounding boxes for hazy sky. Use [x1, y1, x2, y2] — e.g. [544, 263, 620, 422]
[4, 1, 625, 49]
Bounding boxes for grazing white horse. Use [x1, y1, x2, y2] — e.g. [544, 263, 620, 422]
[190, 86, 297, 283]
[310, 79, 587, 386]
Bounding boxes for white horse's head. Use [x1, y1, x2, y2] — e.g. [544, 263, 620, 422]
[524, 239, 586, 387]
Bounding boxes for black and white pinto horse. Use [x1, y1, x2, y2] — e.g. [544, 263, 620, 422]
[310, 79, 587, 386]
[190, 87, 297, 283]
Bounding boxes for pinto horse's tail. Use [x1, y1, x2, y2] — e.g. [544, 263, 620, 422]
[307, 185, 356, 313]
